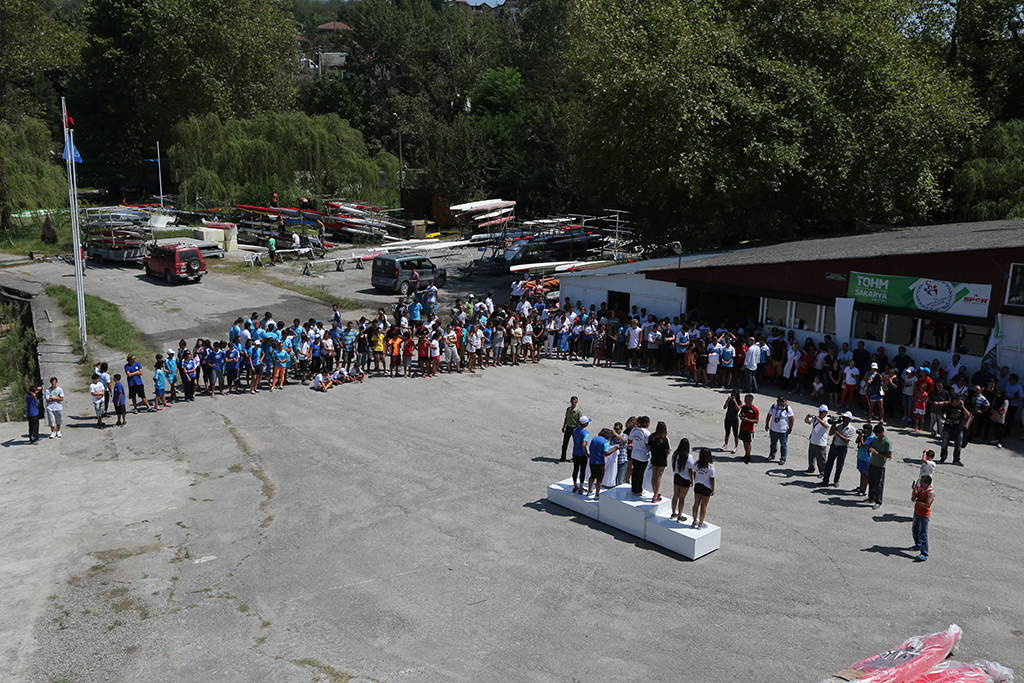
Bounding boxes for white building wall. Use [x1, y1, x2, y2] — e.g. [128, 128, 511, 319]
[559, 273, 686, 320]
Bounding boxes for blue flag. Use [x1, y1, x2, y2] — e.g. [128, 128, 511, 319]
[62, 142, 83, 163]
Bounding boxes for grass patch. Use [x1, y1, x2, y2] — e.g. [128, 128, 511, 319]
[154, 228, 196, 240]
[238, 603, 249, 613]
[252, 469, 275, 511]
[206, 260, 361, 310]
[0, 302, 41, 421]
[292, 658, 352, 683]
[93, 545, 160, 563]
[0, 211, 74, 256]
[259, 515, 274, 529]
[271, 281, 360, 310]
[45, 285, 153, 365]
[227, 463, 243, 473]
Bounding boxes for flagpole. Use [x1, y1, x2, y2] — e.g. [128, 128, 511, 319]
[62, 97, 88, 356]
[156, 141, 164, 208]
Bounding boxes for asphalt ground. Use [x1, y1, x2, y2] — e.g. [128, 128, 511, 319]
[1, 256, 1022, 683]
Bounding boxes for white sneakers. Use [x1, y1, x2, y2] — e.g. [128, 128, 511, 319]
[49, 433, 55, 439]
[56, 432, 62, 438]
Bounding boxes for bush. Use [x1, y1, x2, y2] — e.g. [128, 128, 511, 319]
[40, 214, 58, 245]
[0, 303, 41, 421]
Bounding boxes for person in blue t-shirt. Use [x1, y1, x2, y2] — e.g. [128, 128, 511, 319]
[248, 341, 264, 393]
[587, 427, 613, 498]
[225, 343, 241, 393]
[153, 359, 167, 410]
[25, 384, 41, 443]
[212, 342, 227, 394]
[571, 416, 591, 494]
[164, 350, 178, 403]
[229, 317, 243, 344]
[124, 354, 154, 413]
[180, 351, 198, 402]
[112, 374, 127, 425]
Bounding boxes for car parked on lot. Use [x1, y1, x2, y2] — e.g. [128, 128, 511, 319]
[371, 254, 446, 295]
[143, 244, 207, 284]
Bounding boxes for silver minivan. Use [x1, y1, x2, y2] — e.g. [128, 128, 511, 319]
[371, 254, 447, 295]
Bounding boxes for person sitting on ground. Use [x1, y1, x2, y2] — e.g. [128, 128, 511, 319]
[313, 372, 333, 391]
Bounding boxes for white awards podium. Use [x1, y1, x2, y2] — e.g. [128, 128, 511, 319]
[546, 480, 720, 560]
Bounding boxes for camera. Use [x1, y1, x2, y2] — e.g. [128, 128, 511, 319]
[826, 415, 842, 427]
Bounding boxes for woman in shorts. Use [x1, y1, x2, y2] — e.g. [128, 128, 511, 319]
[670, 438, 694, 522]
[248, 340, 264, 393]
[689, 447, 716, 530]
[648, 421, 670, 503]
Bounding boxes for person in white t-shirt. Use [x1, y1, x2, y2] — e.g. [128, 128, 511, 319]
[628, 416, 651, 496]
[89, 374, 106, 428]
[689, 447, 716, 529]
[626, 319, 643, 369]
[670, 438, 695, 522]
[840, 359, 860, 408]
[313, 372, 333, 391]
[44, 377, 65, 438]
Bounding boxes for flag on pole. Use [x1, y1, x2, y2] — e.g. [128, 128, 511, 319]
[982, 317, 1002, 366]
[62, 141, 83, 163]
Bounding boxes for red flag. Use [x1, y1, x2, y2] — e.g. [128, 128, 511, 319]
[63, 114, 75, 128]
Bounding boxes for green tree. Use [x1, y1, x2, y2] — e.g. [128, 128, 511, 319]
[570, 0, 984, 249]
[952, 118, 1024, 219]
[169, 112, 400, 208]
[70, 0, 298, 186]
[0, 0, 84, 120]
[0, 115, 67, 232]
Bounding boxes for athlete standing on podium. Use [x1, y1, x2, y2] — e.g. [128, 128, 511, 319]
[560, 396, 581, 462]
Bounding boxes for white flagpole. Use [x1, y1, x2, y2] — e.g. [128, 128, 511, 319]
[62, 97, 87, 356]
[157, 141, 164, 208]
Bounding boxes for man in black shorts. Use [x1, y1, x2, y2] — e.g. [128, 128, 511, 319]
[124, 354, 155, 413]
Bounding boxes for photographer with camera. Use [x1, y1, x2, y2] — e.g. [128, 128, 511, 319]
[804, 405, 830, 476]
[820, 411, 856, 487]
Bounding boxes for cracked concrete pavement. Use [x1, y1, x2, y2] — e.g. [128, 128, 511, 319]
[1, 256, 1022, 682]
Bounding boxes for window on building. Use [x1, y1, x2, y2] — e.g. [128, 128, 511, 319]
[918, 319, 953, 352]
[793, 301, 818, 331]
[822, 306, 836, 336]
[764, 299, 790, 329]
[954, 324, 992, 357]
[1006, 264, 1024, 305]
[853, 310, 884, 342]
[885, 314, 920, 347]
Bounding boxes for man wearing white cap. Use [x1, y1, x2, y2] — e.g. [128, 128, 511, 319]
[805, 404, 830, 475]
[571, 415, 591, 494]
[820, 411, 856, 487]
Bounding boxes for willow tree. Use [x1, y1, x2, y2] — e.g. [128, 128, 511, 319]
[169, 112, 400, 208]
[0, 116, 67, 233]
[570, 0, 985, 249]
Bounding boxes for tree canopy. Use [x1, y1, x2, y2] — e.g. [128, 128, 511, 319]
[169, 112, 399, 208]
[569, 0, 986, 248]
[70, 0, 297, 185]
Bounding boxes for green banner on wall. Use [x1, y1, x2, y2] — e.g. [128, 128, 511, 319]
[847, 272, 992, 317]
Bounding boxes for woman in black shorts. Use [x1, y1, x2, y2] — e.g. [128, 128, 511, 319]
[722, 389, 741, 453]
[648, 421, 670, 503]
[690, 447, 717, 530]
[670, 438, 694, 522]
